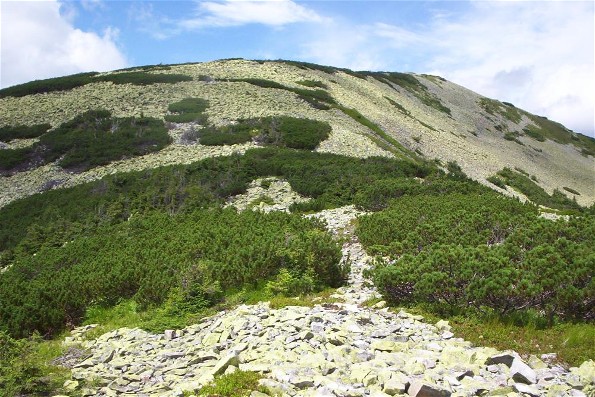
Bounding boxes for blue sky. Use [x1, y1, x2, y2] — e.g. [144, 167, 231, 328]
[1, 1, 594, 137]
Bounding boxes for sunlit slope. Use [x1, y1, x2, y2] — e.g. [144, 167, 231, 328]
[1, 59, 593, 207]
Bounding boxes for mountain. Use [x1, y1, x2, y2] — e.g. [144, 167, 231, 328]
[1, 59, 593, 209]
[0, 59, 594, 396]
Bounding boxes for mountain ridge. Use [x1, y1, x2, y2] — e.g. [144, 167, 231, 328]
[1, 58, 593, 208]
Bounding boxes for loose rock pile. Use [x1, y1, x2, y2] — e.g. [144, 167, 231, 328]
[61, 206, 594, 396]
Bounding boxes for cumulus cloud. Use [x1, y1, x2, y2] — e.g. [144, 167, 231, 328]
[301, 2, 594, 136]
[0, 0, 127, 88]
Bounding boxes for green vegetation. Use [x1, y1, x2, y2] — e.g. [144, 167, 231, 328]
[450, 316, 595, 367]
[479, 97, 595, 155]
[504, 131, 524, 145]
[479, 98, 522, 124]
[336, 106, 413, 158]
[360, 193, 593, 324]
[0, 71, 192, 98]
[487, 175, 507, 189]
[0, 110, 171, 173]
[563, 186, 580, 195]
[0, 124, 51, 142]
[526, 115, 591, 150]
[223, 78, 336, 110]
[296, 79, 327, 89]
[0, 209, 344, 338]
[0, 331, 69, 396]
[523, 125, 547, 142]
[200, 116, 331, 149]
[197, 371, 264, 396]
[494, 167, 581, 211]
[98, 71, 192, 86]
[371, 72, 451, 115]
[164, 97, 209, 123]
[0, 148, 432, 253]
[0, 72, 100, 98]
[0, 147, 33, 172]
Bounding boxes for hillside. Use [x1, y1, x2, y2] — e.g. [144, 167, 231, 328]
[0, 59, 593, 208]
[0, 60, 593, 396]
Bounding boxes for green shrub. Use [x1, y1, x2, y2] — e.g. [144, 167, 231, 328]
[563, 186, 580, 195]
[0, 209, 343, 338]
[296, 80, 327, 89]
[0, 72, 98, 98]
[361, 194, 594, 322]
[495, 168, 581, 211]
[0, 124, 51, 142]
[0, 71, 192, 98]
[98, 72, 192, 86]
[39, 110, 171, 171]
[487, 175, 506, 189]
[372, 73, 451, 115]
[0, 147, 33, 172]
[261, 117, 331, 149]
[199, 124, 253, 146]
[523, 126, 546, 142]
[164, 98, 209, 123]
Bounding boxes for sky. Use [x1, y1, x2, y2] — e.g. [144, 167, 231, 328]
[1, 1, 594, 137]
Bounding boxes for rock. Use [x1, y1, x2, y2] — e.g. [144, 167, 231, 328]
[250, 392, 269, 397]
[383, 378, 408, 395]
[63, 380, 79, 391]
[407, 380, 451, 397]
[513, 383, 541, 396]
[164, 329, 176, 340]
[372, 301, 387, 309]
[571, 360, 595, 385]
[212, 352, 239, 376]
[435, 320, 451, 332]
[510, 358, 537, 384]
[527, 355, 548, 370]
[486, 353, 516, 367]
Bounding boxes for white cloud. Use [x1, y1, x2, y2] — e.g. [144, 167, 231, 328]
[0, 0, 128, 88]
[180, 0, 326, 30]
[301, 2, 595, 136]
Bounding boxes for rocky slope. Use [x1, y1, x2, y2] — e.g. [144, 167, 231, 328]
[1, 59, 593, 208]
[57, 205, 594, 397]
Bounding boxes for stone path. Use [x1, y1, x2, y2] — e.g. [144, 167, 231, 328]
[62, 206, 594, 397]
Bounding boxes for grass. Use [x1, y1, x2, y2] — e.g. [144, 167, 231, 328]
[389, 305, 594, 367]
[450, 317, 595, 367]
[196, 371, 265, 397]
[479, 98, 522, 124]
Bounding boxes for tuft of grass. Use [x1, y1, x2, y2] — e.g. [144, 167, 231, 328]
[197, 371, 264, 397]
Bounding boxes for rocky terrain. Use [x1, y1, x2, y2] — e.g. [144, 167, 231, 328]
[57, 205, 594, 397]
[1, 59, 593, 208]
